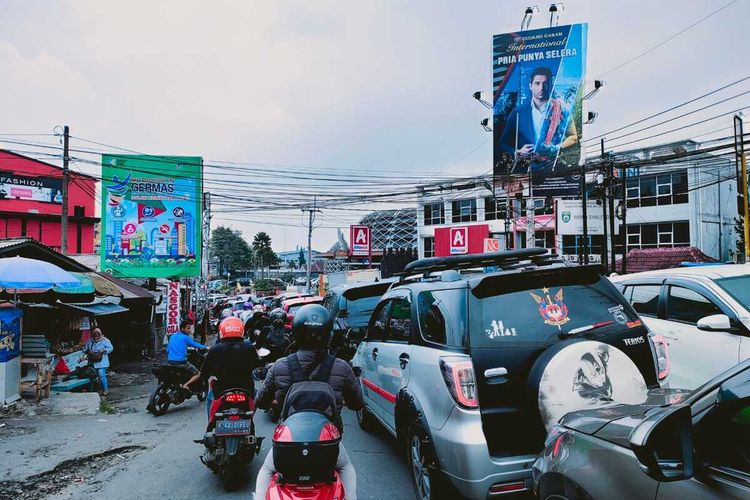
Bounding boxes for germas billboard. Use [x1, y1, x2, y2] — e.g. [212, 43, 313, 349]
[101, 155, 202, 278]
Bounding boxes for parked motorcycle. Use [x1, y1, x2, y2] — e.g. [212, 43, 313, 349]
[266, 410, 345, 500]
[196, 388, 263, 491]
[147, 347, 207, 416]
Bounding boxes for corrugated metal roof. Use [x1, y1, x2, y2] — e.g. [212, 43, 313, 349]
[96, 273, 154, 300]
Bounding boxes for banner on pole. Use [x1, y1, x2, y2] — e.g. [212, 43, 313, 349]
[101, 155, 203, 278]
[166, 282, 181, 335]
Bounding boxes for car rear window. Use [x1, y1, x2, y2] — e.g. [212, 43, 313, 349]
[345, 296, 383, 326]
[471, 268, 641, 347]
[417, 289, 468, 347]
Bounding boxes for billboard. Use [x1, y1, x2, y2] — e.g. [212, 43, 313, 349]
[0, 174, 63, 204]
[434, 224, 489, 257]
[493, 24, 588, 195]
[350, 225, 371, 257]
[0, 308, 22, 363]
[101, 155, 202, 278]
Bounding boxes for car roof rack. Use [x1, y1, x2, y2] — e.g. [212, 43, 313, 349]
[401, 248, 560, 280]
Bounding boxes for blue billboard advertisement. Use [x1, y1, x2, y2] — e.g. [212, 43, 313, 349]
[493, 24, 588, 195]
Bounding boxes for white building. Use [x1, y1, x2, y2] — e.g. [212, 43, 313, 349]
[416, 140, 737, 262]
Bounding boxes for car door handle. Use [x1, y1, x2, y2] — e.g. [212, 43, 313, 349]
[484, 367, 508, 379]
[371, 348, 378, 361]
[399, 353, 409, 369]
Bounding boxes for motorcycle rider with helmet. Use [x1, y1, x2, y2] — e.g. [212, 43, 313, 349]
[260, 308, 291, 361]
[200, 317, 263, 432]
[244, 305, 270, 344]
[255, 304, 363, 499]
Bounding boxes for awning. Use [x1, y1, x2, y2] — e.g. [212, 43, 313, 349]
[59, 301, 129, 316]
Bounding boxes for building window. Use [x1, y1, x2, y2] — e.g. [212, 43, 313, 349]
[627, 170, 688, 208]
[452, 199, 477, 223]
[626, 222, 690, 251]
[423, 237, 435, 258]
[423, 203, 445, 226]
[484, 198, 508, 221]
[520, 198, 554, 216]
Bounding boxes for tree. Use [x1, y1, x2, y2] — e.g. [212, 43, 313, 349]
[298, 248, 306, 268]
[252, 232, 280, 277]
[209, 226, 254, 275]
[734, 216, 746, 260]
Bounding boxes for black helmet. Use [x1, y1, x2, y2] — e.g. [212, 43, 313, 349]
[291, 304, 332, 349]
[269, 307, 287, 324]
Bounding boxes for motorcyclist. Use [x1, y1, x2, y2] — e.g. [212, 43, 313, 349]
[255, 304, 363, 499]
[244, 305, 270, 343]
[166, 320, 207, 392]
[200, 317, 262, 431]
[259, 308, 291, 360]
[239, 301, 254, 325]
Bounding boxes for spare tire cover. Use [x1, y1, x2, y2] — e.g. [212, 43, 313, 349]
[535, 340, 648, 430]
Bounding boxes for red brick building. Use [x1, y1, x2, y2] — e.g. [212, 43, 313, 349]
[0, 150, 99, 253]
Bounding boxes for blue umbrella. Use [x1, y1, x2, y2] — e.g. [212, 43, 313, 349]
[0, 256, 82, 290]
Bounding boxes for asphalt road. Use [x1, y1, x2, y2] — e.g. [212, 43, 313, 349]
[61, 397, 414, 499]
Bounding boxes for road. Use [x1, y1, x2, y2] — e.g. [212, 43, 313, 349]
[52, 397, 414, 499]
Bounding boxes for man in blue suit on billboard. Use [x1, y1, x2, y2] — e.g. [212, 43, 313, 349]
[499, 67, 578, 166]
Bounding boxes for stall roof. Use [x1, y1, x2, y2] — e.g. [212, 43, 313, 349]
[82, 272, 122, 297]
[96, 273, 154, 301]
[59, 299, 128, 316]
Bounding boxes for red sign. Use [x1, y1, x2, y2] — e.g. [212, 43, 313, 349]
[484, 238, 500, 253]
[350, 225, 371, 257]
[123, 223, 137, 235]
[449, 227, 468, 255]
[159, 223, 171, 234]
[434, 225, 489, 257]
[166, 282, 181, 334]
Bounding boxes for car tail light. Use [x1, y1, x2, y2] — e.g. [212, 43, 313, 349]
[273, 424, 293, 442]
[318, 422, 341, 441]
[439, 357, 478, 409]
[650, 334, 670, 381]
[225, 392, 247, 403]
[489, 480, 526, 495]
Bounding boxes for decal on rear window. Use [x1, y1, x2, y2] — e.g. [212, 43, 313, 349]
[485, 320, 517, 339]
[530, 287, 570, 330]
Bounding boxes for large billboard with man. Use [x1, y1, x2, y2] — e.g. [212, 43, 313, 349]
[493, 24, 588, 195]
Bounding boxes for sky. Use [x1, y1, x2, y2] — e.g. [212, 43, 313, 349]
[1, 0, 749, 251]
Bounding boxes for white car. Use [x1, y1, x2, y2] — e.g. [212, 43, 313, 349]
[611, 264, 750, 389]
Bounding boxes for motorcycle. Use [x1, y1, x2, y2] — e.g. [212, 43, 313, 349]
[147, 347, 207, 416]
[196, 387, 263, 491]
[266, 410, 345, 500]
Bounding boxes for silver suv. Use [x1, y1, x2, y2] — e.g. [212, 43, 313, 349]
[352, 249, 666, 499]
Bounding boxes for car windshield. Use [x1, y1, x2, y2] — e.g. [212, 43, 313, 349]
[715, 275, 750, 312]
[346, 296, 383, 326]
[287, 304, 304, 315]
[471, 268, 641, 347]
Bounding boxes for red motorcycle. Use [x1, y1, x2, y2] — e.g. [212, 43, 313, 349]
[197, 387, 263, 491]
[265, 411, 345, 500]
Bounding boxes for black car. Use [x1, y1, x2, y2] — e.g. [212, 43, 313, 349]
[323, 280, 394, 360]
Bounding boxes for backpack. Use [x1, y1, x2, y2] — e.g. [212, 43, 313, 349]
[281, 352, 337, 422]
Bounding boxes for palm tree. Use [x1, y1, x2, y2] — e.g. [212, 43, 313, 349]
[252, 232, 273, 278]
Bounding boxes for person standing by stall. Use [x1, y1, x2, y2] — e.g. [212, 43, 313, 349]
[81, 328, 114, 396]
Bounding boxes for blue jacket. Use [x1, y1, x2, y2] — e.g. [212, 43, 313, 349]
[83, 338, 114, 369]
[167, 332, 206, 362]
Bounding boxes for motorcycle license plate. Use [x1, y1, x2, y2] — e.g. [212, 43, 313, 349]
[215, 419, 251, 436]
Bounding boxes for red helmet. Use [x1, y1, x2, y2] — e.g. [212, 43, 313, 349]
[218, 317, 244, 339]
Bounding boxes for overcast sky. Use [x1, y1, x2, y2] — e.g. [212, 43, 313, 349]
[2, 0, 748, 251]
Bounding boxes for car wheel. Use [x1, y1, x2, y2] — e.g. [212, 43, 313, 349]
[356, 405, 377, 432]
[407, 423, 449, 500]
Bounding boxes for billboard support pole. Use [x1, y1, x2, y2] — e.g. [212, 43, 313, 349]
[600, 139, 609, 274]
[622, 164, 628, 274]
[608, 162, 617, 274]
[581, 164, 589, 264]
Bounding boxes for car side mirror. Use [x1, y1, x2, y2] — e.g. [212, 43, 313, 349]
[629, 404, 694, 482]
[696, 314, 736, 332]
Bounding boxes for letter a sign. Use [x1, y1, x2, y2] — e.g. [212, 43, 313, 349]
[450, 227, 468, 255]
[350, 225, 371, 257]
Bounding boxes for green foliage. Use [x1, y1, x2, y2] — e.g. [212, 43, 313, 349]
[252, 232, 280, 269]
[298, 248, 306, 267]
[210, 226, 254, 274]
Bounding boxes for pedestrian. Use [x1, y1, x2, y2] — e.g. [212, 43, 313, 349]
[80, 328, 114, 396]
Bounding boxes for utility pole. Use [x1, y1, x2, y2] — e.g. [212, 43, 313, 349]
[302, 196, 321, 293]
[61, 125, 70, 255]
[580, 163, 589, 264]
[734, 114, 750, 261]
[600, 139, 609, 275]
[202, 192, 211, 279]
[621, 166, 628, 273]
